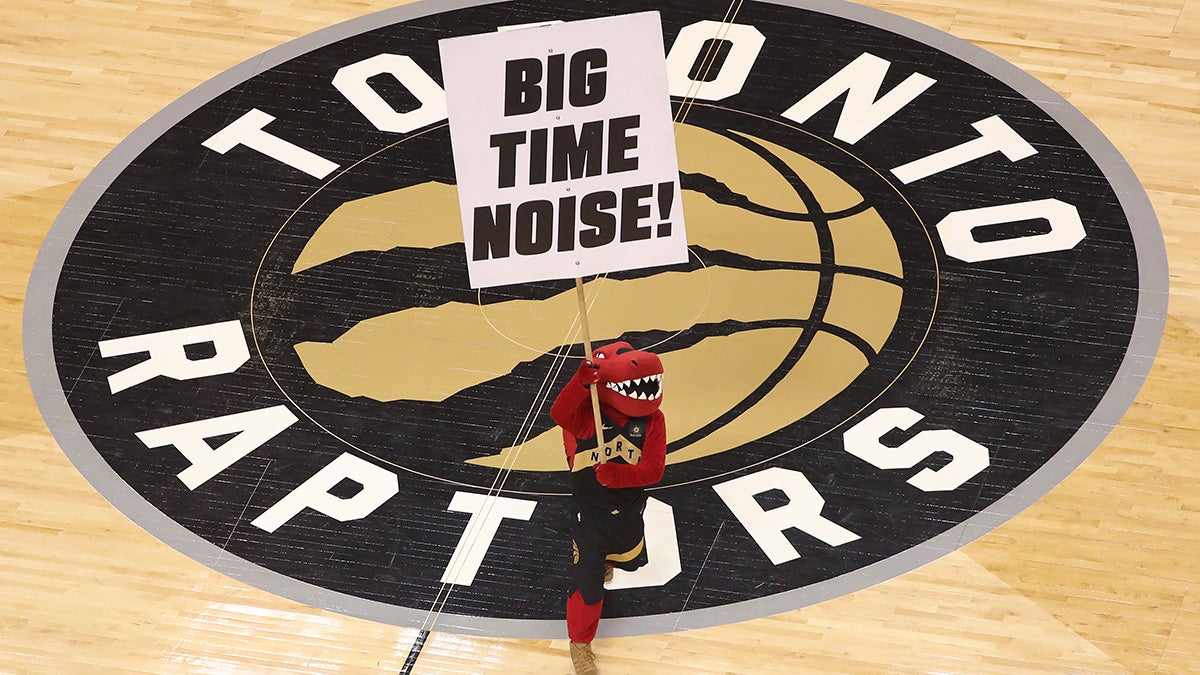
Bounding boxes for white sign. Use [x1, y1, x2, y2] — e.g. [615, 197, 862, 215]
[439, 12, 688, 288]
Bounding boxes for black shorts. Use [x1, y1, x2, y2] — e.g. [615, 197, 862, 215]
[570, 497, 649, 604]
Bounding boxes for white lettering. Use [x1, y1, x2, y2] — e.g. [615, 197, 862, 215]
[666, 21, 765, 101]
[135, 405, 298, 490]
[251, 453, 399, 533]
[441, 492, 537, 586]
[98, 320, 250, 394]
[202, 109, 339, 178]
[891, 115, 1036, 183]
[332, 54, 448, 134]
[843, 407, 990, 492]
[713, 467, 859, 565]
[605, 498, 681, 589]
[936, 198, 1086, 263]
[782, 52, 935, 144]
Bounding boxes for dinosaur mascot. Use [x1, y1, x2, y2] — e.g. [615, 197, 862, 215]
[550, 341, 666, 675]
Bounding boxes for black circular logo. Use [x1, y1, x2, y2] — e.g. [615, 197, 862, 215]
[26, 0, 1166, 637]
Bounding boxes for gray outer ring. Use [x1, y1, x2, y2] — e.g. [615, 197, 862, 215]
[24, 0, 1168, 639]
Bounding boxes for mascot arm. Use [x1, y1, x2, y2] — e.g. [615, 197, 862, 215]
[550, 361, 601, 440]
[594, 413, 667, 488]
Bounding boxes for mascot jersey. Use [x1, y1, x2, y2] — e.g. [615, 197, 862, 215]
[550, 343, 667, 505]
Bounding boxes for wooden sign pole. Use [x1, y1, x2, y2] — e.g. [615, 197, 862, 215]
[574, 277, 608, 461]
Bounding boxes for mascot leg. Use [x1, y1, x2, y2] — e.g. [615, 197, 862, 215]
[567, 507, 606, 674]
[566, 590, 603, 643]
[567, 591, 602, 674]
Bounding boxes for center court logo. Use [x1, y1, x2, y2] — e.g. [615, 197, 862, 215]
[26, 0, 1166, 637]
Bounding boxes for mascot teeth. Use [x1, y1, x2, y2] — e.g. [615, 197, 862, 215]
[606, 374, 663, 400]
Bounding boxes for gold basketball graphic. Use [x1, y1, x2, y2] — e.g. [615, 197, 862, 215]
[291, 122, 904, 472]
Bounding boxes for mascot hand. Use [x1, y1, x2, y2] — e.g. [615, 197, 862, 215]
[594, 462, 618, 487]
[577, 359, 603, 387]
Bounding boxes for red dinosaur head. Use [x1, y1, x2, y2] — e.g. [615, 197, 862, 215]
[592, 341, 664, 417]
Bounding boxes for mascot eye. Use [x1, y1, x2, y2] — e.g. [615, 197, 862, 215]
[594, 353, 606, 359]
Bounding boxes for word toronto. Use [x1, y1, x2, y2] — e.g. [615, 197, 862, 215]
[201, 19, 1087, 266]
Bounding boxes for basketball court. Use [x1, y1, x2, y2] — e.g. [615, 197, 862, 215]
[3, 1, 1199, 673]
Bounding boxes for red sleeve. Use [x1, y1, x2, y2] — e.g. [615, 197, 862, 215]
[550, 368, 596, 440]
[595, 411, 666, 488]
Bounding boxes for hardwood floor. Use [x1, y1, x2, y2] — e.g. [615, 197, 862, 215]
[2, 1, 1198, 673]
